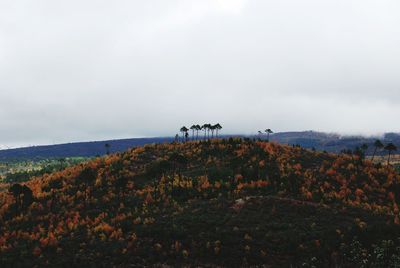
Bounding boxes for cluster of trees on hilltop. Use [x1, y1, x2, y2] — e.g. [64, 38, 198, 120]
[257, 129, 274, 141]
[177, 123, 222, 142]
[371, 140, 398, 164]
[342, 139, 398, 165]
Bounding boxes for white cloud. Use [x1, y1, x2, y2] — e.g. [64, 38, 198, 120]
[0, 0, 399, 147]
[215, 0, 247, 14]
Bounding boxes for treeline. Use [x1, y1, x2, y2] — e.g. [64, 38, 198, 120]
[177, 123, 222, 142]
[341, 139, 398, 165]
[2, 158, 88, 183]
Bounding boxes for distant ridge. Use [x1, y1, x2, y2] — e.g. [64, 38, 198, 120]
[0, 132, 399, 160]
[0, 137, 174, 160]
[269, 131, 400, 153]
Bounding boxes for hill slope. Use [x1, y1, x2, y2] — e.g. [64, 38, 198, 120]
[0, 139, 400, 267]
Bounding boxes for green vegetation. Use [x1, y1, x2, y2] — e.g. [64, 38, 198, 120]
[0, 157, 88, 184]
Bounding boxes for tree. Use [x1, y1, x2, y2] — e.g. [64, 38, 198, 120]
[202, 124, 212, 139]
[214, 123, 222, 138]
[361, 143, 368, 152]
[8, 184, 34, 215]
[202, 124, 209, 140]
[78, 167, 97, 208]
[59, 158, 66, 169]
[356, 143, 368, 161]
[384, 143, 397, 165]
[168, 153, 188, 176]
[353, 146, 365, 162]
[180, 126, 189, 142]
[190, 125, 197, 141]
[372, 140, 384, 161]
[206, 124, 212, 139]
[210, 125, 216, 138]
[115, 176, 129, 203]
[265, 129, 273, 142]
[47, 180, 62, 212]
[105, 143, 111, 155]
[195, 125, 201, 140]
[9, 183, 23, 214]
[21, 185, 34, 210]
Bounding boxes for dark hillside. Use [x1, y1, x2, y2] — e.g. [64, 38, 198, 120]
[0, 139, 399, 267]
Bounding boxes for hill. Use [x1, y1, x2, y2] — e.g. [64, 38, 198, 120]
[0, 139, 400, 267]
[0, 132, 399, 161]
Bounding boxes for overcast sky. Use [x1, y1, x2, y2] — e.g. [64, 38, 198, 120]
[1, 0, 400, 148]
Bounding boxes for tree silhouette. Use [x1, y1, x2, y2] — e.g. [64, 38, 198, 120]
[105, 143, 111, 155]
[181, 123, 221, 140]
[180, 126, 189, 143]
[202, 124, 208, 140]
[265, 129, 273, 142]
[9, 183, 23, 215]
[353, 146, 365, 162]
[206, 124, 212, 139]
[214, 123, 222, 138]
[78, 167, 97, 208]
[384, 143, 397, 166]
[21, 185, 34, 210]
[48, 180, 62, 212]
[210, 125, 216, 138]
[8, 184, 34, 215]
[358, 143, 369, 160]
[190, 125, 197, 141]
[371, 140, 384, 161]
[195, 125, 201, 140]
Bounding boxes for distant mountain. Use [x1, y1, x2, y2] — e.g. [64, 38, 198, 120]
[0, 137, 174, 161]
[270, 131, 400, 154]
[0, 132, 399, 161]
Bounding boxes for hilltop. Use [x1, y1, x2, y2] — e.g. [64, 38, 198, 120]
[0, 139, 400, 267]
